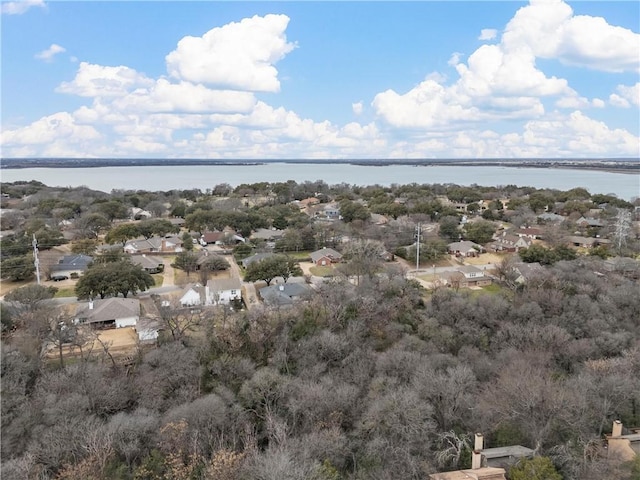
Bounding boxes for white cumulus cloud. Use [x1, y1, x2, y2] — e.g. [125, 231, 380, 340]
[1, 0, 45, 15]
[478, 29, 497, 41]
[611, 83, 640, 108]
[165, 14, 296, 92]
[505, 0, 640, 72]
[352, 102, 363, 116]
[34, 44, 65, 62]
[57, 62, 154, 97]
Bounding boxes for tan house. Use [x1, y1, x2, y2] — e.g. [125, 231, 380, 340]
[606, 420, 640, 462]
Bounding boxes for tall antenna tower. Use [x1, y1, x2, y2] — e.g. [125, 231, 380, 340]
[415, 223, 421, 271]
[32, 234, 41, 285]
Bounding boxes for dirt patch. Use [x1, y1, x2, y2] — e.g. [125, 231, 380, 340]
[0, 279, 31, 297]
[93, 327, 138, 353]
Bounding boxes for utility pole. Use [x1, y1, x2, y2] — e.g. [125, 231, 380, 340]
[415, 223, 421, 271]
[32, 234, 41, 285]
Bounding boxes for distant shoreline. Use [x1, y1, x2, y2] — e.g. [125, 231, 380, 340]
[1, 157, 638, 176]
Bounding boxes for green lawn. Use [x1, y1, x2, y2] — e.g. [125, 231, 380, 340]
[284, 251, 312, 260]
[152, 274, 163, 287]
[54, 287, 77, 298]
[309, 265, 335, 277]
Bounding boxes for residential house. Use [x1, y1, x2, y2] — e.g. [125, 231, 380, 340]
[429, 468, 506, 480]
[537, 212, 566, 223]
[206, 278, 242, 306]
[50, 254, 93, 278]
[75, 298, 140, 329]
[130, 254, 164, 273]
[566, 235, 611, 249]
[511, 262, 544, 284]
[442, 265, 492, 288]
[200, 231, 226, 246]
[200, 230, 245, 246]
[430, 435, 507, 480]
[310, 247, 343, 266]
[130, 207, 152, 220]
[447, 240, 483, 257]
[168, 218, 186, 227]
[514, 227, 543, 239]
[312, 203, 340, 221]
[259, 282, 311, 306]
[576, 216, 604, 228]
[606, 420, 640, 461]
[491, 233, 532, 252]
[179, 283, 207, 307]
[473, 433, 534, 469]
[179, 278, 242, 307]
[136, 316, 161, 343]
[242, 252, 275, 269]
[124, 235, 183, 254]
[251, 228, 285, 242]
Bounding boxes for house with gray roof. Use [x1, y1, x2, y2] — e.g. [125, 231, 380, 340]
[124, 235, 183, 254]
[130, 254, 164, 273]
[50, 254, 93, 278]
[447, 240, 483, 257]
[310, 247, 343, 266]
[251, 228, 285, 242]
[537, 212, 566, 223]
[242, 252, 275, 269]
[491, 233, 532, 252]
[179, 283, 207, 307]
[206, 277, 242, 306]
[75, 297, 140, 329]
[259, 282, 311, 306]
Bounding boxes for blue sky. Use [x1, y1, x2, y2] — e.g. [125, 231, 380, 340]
[1, 0, 639, 159]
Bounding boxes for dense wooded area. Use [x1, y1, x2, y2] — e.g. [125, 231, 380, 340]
[1, 179, 639, 479]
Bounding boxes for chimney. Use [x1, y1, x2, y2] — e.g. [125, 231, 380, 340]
[471, 433, 484, 470]
[89, 301, 94, 310]
[474, 433, 484, 451]
[279, 285, 285, 291]
[471, 450, 482, 470]
[612, 420, 623, 437]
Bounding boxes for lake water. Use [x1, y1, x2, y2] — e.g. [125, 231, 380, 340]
[1, 163, 639, 200]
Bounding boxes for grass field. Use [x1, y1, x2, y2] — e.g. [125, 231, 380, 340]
[284, 251, 312, 260]
[54, 287, 76, 298]
[152, 274, 163, 287]
[309, 265, 335, 277]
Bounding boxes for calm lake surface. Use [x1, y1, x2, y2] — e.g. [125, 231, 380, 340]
[1, 163, 639, 200]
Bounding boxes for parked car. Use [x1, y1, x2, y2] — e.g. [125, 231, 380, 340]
[51, 275, 69, 281]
